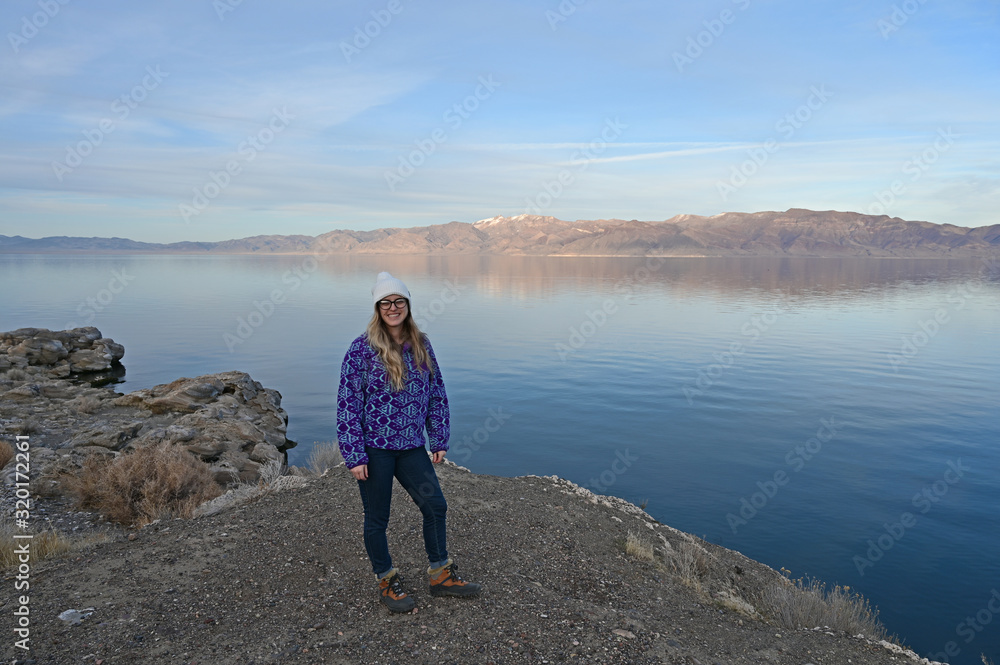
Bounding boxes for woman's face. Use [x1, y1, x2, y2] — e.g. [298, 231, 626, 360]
[377, 295, 409, 330]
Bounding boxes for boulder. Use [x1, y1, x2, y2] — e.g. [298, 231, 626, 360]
[0, 327, 123, 371]
[67, 339, 125, 372]
[1, 327, 295, 491]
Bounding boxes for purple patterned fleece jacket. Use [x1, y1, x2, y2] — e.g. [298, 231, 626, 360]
[336, 334, 450, 469]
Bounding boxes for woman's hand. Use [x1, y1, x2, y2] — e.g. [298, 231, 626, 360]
[432, 451, 446, 464]
[350, 464, 368, 481]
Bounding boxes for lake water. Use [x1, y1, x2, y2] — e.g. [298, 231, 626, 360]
[3, 253, 999, 664]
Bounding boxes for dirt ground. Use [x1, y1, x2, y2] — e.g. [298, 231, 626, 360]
[3, 462, 934, 665]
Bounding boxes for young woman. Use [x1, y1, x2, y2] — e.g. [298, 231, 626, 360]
[337, 271, 481, 612]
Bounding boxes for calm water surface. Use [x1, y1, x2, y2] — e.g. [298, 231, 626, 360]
[3, 253, 999, 664]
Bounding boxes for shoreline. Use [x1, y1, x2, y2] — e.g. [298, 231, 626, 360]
[0, 326, 956, 664]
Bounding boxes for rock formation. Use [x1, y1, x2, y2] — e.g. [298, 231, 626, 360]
[0, 326, 124, 377]
[0, 327, 295, 491]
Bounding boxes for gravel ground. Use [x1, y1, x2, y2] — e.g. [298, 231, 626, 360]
[3, 462, 936, 665]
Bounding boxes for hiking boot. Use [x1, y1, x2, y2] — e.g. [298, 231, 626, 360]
[378, 571, 415, 613]
[428, 562, 482, 597]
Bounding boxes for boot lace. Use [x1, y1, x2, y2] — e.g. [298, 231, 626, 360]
[387, 574, 407, 597]
[443, 563, 465, 583]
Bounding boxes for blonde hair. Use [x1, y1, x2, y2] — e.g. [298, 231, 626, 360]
[365, 304, 434, 391]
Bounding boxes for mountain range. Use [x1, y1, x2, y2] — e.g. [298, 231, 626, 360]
[3, 209, 998, 257]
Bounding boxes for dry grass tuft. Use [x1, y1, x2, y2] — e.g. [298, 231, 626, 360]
[194, 459, 308, 518]
[16, 420, 40, 435]
[193, 484, 265, 518]
[65, 444, 222, 527]
[714, 589, 760, 618]
[258, 459, 285, 486]
[669, 539, 710, 592]
[623, 530, 655, 562]
[0, 516, 109, 568]
[761, 576, 889, 641]
[0, 440, 13, 469]
[307, 441, 343, 476]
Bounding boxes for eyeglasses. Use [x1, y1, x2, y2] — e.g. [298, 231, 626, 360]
[377, 298, 409, 310]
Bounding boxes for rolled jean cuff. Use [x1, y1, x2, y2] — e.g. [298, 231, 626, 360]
[430, 558, 450, 570]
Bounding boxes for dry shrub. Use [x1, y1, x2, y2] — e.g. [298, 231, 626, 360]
[307, 441, 343, 476]
[67, 444, 222, 526]
[623, 530, 655, 562]
[0, 440, 13, 469]
[761, 576, 889, 641]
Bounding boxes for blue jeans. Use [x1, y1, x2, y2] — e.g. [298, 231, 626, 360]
[357, 446, 449, 577]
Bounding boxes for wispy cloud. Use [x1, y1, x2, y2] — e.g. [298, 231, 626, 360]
[0, 1, 996, 241]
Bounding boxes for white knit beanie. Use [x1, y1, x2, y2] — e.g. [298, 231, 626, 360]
[371, 271, 410, 305]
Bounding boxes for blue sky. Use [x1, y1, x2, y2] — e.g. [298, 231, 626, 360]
[1, 0, 997, 242]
